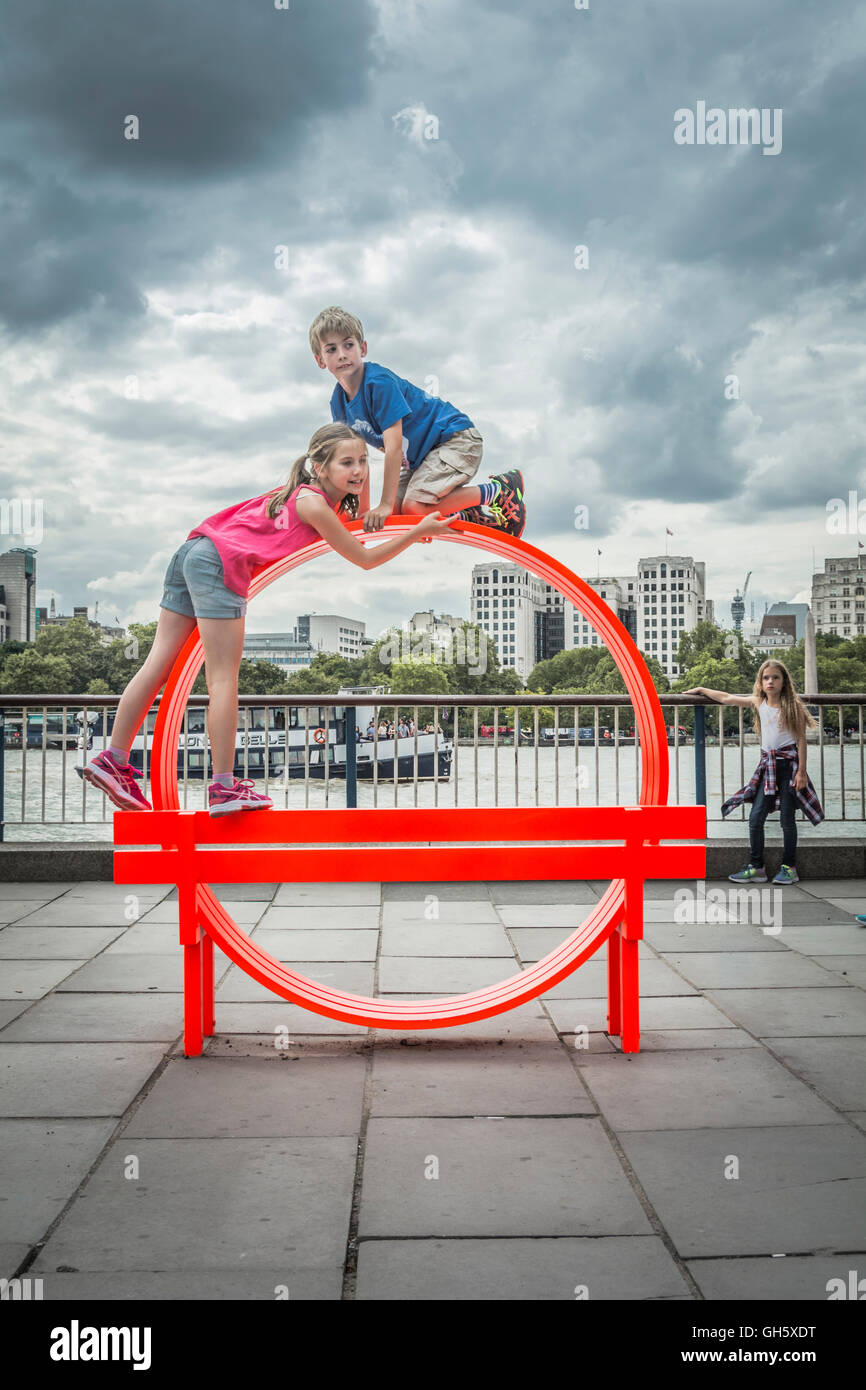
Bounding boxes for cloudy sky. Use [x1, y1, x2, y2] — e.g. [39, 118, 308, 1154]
[2, 0, 865, 644]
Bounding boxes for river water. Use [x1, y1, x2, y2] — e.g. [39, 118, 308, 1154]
[3, 744, 863, 842]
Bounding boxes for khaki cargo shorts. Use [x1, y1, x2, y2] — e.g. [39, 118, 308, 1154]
[397, 427, 484, 508]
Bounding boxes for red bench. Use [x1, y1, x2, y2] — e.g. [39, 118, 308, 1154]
[113, 803, 706, 1056]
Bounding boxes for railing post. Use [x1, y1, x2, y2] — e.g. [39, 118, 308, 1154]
[345, 705, 357, 809]
[693, 703, 707, 806]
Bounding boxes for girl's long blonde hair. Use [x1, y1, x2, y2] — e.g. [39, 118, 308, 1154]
[752, 659, 816, 739]
[265, 422, 363, 521]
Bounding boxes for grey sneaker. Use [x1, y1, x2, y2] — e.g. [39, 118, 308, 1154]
[772, 864, 800, 884]
[729, 865, 768, 883]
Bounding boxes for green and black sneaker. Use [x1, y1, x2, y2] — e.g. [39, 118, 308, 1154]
[728, 865, 768, 883]
[484, 469, 526, 538]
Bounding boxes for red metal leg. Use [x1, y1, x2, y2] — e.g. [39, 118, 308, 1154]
[201, 932, 215, 1037]
[183, 939, 203, 1057]
[620, 937, 640, 1053]
[607, 927, 622, 1036]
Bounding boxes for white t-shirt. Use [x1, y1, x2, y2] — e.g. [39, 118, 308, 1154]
[759, 702, 796, 752]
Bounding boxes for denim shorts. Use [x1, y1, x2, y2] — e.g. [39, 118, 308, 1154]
[159, 537, 247, 620]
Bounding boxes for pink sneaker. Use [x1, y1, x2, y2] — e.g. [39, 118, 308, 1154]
[208, 778, 273, 817]
[78, 751, 152, 811]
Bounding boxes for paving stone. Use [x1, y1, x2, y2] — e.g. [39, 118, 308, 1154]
[588, 879, 714, 901]
[545, 995, 737, 1034]
[164, 884, 278, 902]
[60, 885, 169, 903]
[274, 882, 380, 906]
[205, 1035, 369, 1057]
[628, 1030, 760, 1051]
[357, 1235, 691, 1300]
[487, 881, 600, 905]
[645, 922, 787, 953]
[540, 957, 695, 1001]
[799, 879, 866, 897]
[210, 1002, 368, 1038]
[762, 1036, 866, 1111]
[825, 898, 866, 915]
[0, 1245, 31, 1280]
[776, 925, 866, 955]
[664, 952, 848, 990]
[0, 1001, 29, 1030]
[0, 927, 125, 959]
[704, 987, 866, 1037]
[10, 903, 150, 928]
[125, 1054, 366, 1138]
[255, 904, 380, 931]
[511, 930, 654, 963]
[0, 900, 57, 924]
[0, 1119, 117, 1242]
[0, 883, 75, 898]
[377, 956, 517, 994]
[0, 1043, 166, 1117]
[359, 1117, 653, 1238]
[687, 1255, 866, 1301]
[248, 929, 378, 962]
[847, 1113, 866, 1133]
[0, 959, 88, 999]
[384, 882, 489, 902]
[755, 903, 856, 926]
[575, 1049, 838, 1131]
[371, 1006, 558, 1045]
[380, 922, 511, 958]
[38, 1269, 343, 1299]
[216, 961, 375, 1002]
[32, 1137, 356, 1271]
[382, 900, 500, 926]
[141, 900, 268, 926]
[0, 994, 183, 1043]
[811, 955, 866, 986]
[498, 905, 608, 930]
[56, 954, 189, 993]
[618, 1125, 866, 1258]
[370, 1041, 595, 1118]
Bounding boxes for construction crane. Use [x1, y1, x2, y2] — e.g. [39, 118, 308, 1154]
[731, 571, 752, 631]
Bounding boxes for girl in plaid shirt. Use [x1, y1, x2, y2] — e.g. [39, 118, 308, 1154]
[685, 660, 822, 885]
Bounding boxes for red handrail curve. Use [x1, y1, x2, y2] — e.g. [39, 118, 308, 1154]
[148, 519, 671, 1028]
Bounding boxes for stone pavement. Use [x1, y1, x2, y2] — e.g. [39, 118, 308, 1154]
[1, 875, 866, 1301]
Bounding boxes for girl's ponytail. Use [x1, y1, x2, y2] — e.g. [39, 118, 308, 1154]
[265, 453, 312, 521]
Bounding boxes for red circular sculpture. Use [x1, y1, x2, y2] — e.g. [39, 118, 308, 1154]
[150, 519, 669, 1028]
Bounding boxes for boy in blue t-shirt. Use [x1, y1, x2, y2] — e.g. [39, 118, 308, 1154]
[309, 306, 526, 536]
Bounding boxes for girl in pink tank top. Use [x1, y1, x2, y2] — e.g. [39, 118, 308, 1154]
[80, 423, 453, 815]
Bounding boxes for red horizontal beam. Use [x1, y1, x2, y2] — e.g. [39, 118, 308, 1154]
[113, 804, 706, 848]
[114, 843, 706, 885]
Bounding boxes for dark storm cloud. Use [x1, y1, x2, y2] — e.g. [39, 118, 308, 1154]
[1, 1, 375, 176]
[0, 0, 376, 333]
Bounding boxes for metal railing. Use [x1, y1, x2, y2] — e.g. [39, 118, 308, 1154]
[1, 692, 863, 838]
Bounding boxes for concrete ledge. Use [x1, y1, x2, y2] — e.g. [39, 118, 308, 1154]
[0, 838, 863, 882]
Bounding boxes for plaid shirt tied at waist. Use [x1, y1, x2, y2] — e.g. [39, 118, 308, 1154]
[721, 744, 824, 825]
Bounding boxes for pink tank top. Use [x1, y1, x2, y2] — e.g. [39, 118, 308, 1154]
[188, 484, 340, 598]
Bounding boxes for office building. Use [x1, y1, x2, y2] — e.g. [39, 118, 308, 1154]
[471, 562, 546, 679]
[296, 613, 366, 660]
[811, 557, 866, 639]
[0, 548, 37, 643]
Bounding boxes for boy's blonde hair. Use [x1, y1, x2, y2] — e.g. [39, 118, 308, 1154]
[265, 422, 364, 521]
[309, 306, 365, 356]
[751, 659, 816, 740]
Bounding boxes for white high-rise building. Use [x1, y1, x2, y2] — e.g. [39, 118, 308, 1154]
[811, 557, 866, 639]
[296, 613, 366, 659]
[470, 562, 546, 681]
[636, 555, 713, 677]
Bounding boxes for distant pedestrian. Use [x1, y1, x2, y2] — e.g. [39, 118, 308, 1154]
[686, 659, 822, 885]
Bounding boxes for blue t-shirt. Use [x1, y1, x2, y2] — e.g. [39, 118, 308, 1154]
[330, 362, 474, 469]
